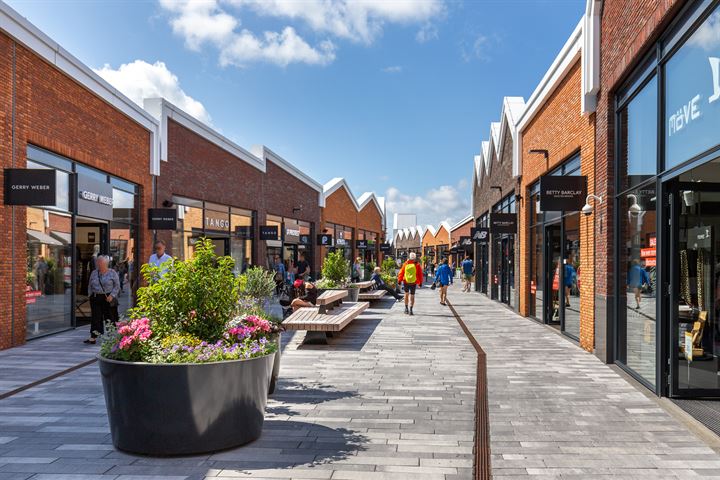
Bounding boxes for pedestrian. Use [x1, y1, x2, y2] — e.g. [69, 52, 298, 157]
[291, 280, 318, 311]
[148, 240, 173, 279]
[351, 256, 362, 282]
[33, 256, 48, 294]
[85, 255, 120, 344]
[371, 267, 402, 300]
[296, 252, 311, 281]
[398, 252, 423, 315]
[564, 253, 577, 308]
[435, 258, 453, 305]
[627, 259, 650, 309]
[461, 255, 475, 292]
[273, 255, 286, 294]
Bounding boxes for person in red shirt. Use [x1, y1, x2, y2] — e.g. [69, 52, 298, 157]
[398, 252, 424, 315]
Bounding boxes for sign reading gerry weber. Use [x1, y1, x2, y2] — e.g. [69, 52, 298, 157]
[78, 174, 113, 220]
[4, 169, 56, 205]
[148, 208, 177, 230]
[490, 214, 516, 234]
[539, 175, 587, 212]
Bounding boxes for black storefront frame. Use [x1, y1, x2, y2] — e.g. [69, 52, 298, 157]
[613, 0, 720, 397]
[475, 213, 490, 295]
[491, 194, 516, 308]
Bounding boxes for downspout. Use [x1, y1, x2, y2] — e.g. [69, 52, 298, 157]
[10, 41, 16, 346]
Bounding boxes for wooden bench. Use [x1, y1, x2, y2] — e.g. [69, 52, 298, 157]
[358, 289, 387, 301]
[316, 289, 347, 314]
[353, 280, 374, 290]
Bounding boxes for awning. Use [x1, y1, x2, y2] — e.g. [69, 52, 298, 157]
[27, 229, 63, 246]
[50, 231, 71, 245]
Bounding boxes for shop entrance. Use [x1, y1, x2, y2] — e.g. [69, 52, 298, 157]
[544, 224, 562, 326]
[668, 177, 720, 398]
[499, 236, 514, 305]
[75, 220, 108, 323]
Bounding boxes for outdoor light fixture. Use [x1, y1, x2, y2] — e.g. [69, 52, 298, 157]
[528, 149, 550, 170]
[581, 194, 603, 216]
[292, 205, 302, 214]
[491, 185, 503, 196]
[162, 200, 174, 207]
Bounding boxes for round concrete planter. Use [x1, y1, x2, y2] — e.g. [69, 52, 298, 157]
[346, 287, 359, 302]
[98, 352, 274, 455]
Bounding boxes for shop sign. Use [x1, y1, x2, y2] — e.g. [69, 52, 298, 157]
[689, 226, 712, 250]
[645, 258, 657, 267]
[471, 227, 490, 243]
[640, 247, 656, 258]
[148, 208, 177, 230]
[459, 236, 472, 248]
[299, 234, 311, 245]
[356, 240, 368, 249]
[539, 175, 587, 211]
[649, 236, 656, 247]
[204, 210, 230, 232]
[685, 331, 694, 362]
[4, 168, 56, 205]
[336, 237, 347, 247]
[77, 174, 113, 220]
[234, 225, 253, 239]
[530, 280, 537, 295]
[317, 234, 333, 246]
[380, 242, 391, 253]
[260, 225, 279, 240]
[490, 213, 517, 234]
[285, 228, 300, 237]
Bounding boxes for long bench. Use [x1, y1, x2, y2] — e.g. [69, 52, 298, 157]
[282, 289, 369, 344]
[353, 280, 374, 290]
[358, 289, 386, 301]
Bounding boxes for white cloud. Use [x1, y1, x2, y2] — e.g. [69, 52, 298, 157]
[461, 33, 496, 62]
[94, 60, 212, 124]
[416, 23, 438, 43]
[689, 11, 720, 51]
[385, 182, 470, 228]
[159, 0, 445, 67]
[382, 65, 402, 73]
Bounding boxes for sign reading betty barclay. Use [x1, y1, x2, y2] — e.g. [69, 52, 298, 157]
[489, 214, 517, 234]
[4, 169, 56, 206]
[539, 175, 587, 212]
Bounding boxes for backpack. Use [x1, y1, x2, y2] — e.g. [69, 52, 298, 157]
[404, 262, 417, 284]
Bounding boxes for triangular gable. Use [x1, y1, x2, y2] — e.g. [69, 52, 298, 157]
[323, 177, 361, 211]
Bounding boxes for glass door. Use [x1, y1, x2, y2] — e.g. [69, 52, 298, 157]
[669, 179, 720, 398]
[545, 224, 562, 325]
[500, 235, 515, 306]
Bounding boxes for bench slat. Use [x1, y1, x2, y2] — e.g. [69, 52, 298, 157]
[358, 290, 386, 300]
[283, 302, 368, 332]
[316, 289, 348, 305]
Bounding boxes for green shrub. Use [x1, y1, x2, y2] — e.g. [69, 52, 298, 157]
[381, 257, 397, 276]
[129, 237, 241, 342]
[240, 267, 275, 305]
[322, 250, 349, 285]
[315, 277, 339, 290]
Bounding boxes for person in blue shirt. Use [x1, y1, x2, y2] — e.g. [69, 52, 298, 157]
[148, 240, 173, 279]
[461, 255, 475, 292]
[371, 267, 402, 300]
[563, 254, 577, 308]
[435, 258, 454, 306]
[627, 259, 650, 309]
[273, 255, 286, 294]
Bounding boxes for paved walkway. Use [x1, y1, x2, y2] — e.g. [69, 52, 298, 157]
[0, 289, 476, 480]
[448, 287, 720, 479]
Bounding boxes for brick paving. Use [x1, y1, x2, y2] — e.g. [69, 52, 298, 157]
[448, 286, 720, 479]
[0, 289, 476, 480]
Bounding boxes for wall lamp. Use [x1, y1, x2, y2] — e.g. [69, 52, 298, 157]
[581, 194, 603, 216]
[292, 205, 302, 214]
[490, 185, 503, 196]
[162, 200, 174, 207]
[528, 149, 550, 170]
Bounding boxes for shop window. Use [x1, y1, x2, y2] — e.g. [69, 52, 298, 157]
[619, 76, 658, 191]
[563, 213, 581, 339]
[617, 183, 657, 387]
[665, 5, 720, 170]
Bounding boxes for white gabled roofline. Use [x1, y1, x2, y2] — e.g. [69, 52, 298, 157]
[322, 177, 385, 226]
[450, 214, 473, 233]
[0, 2, 160, 174]
[497, 96, 525, 161]
[252, 145, 325, 207]
[357, 191, 383, 218]
[323, 177, 361, 210]
[437, 221, 451, 237]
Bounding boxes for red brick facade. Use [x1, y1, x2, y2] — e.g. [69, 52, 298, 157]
[0, 32, 154, 349]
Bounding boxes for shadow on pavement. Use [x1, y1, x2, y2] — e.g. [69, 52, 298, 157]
[297, 317, 381, 352]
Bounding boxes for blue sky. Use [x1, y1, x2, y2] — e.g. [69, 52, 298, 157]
[8, 0, 585, 227]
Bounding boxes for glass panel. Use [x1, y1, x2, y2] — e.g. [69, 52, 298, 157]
[530, 224, 543, 319]
[230, 238, 251, 275]
[26, 208, 72, 338]
[665, 5, 720, 169]
[618, 183, 657, 386]
[174, 204, 203, 261]
[112, 188, 136, 224]
[109, 222, 136, 318]
[27, 145, 72, 172]
[619, 76, 658, 191]
[547, 225, 562, 325]
[675, 181, 720, 392]
[26, 160, 70, 212]
[110, 176, 137, 194]
[563, 213, 581, 339]
[172, 195, 202, 208]
[75, 163, 108, 183]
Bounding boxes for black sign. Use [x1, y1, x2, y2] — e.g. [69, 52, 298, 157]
[490, 213, 516, 234]
[235, 225, 253, 239]
[4, 169, 56, 205]
[317, 234, 333, 246]
[260, 225, 279, 240]
[379, 242, 391, 253]
[299, 234, 311, 245]
[148, 208, 177, 230]
[356, 240, 368, 250]
[459, 236, 473, 248]
[471, 227, 490, 243]
[539, 175, 587, 211]
[78, 174, 113, 220]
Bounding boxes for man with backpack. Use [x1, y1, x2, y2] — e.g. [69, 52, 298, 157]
[398, 252, 423, 315]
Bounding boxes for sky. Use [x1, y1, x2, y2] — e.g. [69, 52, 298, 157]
[7, 0, 586, 229]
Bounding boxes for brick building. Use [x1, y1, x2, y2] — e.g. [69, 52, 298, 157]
[0, 4, 158, 348]
[472, 97, 525, 308]
[448, 215, 473, 268]
[145, 99, 325, 278]
[320, 178, 386, 278]
[515, 21, 597, 351]
[393, 226, 423, 258]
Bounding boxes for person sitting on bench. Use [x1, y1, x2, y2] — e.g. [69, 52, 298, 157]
[371, 267, 402, 300]
[291, 280, 318, 311]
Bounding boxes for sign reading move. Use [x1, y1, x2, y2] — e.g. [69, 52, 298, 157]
[489, 214, 517, 234]
[260, 225, 279, 240]
[317, 234, 333, 246]
[539, 175, 587, 212]
[4, 169, 56, 206]
[148, 208, 177, 230]
[471, 227, 490, 243]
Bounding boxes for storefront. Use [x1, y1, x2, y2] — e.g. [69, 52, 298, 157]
[474, 213, 490, 294]
[527, 155, 583, 339]
[614, 0, 720, 397]
[323, 222, 354, 265]
[490, 194, 517, 308]
[358, 229, 379, 276]
[265, 215, 314, 278]
[21, 146, 141, 339]
[170, 196, 254, 275]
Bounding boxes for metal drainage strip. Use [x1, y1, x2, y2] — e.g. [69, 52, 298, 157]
[672, 399, 720, 437]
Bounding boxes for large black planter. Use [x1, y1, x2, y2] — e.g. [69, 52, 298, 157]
[269, 334, 281, 395]
[98, 353, 274, 455]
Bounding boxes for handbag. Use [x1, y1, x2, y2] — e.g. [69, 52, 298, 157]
[430, 281, 437, 290]
[99, 272, 119, 308]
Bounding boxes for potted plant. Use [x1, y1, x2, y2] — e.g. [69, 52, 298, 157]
[97, 238, 280, 455]
[321, 250, 353, 298]
[346, 282, 360, 302]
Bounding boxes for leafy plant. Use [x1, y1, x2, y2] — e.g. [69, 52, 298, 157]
[381, 273, 397, 289]
[421, 255, 428, 267]
[322, 250, 349, 286]
[315, 277, 339, 290]
[129, 237, 241, 342]
[240, 267, 276, 305]
[381, 257, 397, 276]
